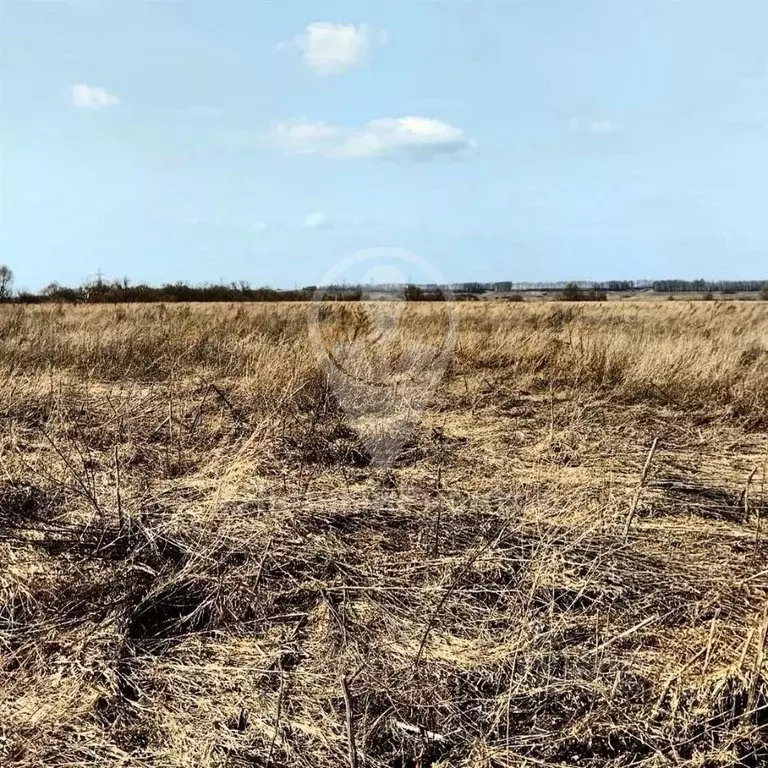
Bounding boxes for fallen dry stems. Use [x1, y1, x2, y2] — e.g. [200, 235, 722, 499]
[622, 436, 659, 539]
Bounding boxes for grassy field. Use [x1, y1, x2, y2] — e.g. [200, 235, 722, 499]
[1, 300, 766, 767]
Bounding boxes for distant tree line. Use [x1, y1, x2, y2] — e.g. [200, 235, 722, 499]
[560, 283, 608, 302]
[27, 280, 315, 304]
[2, 271, 460, 303]
[649, 279, 768, 293]
[0, 265, 766, 303]
[451, 279, 768, 294]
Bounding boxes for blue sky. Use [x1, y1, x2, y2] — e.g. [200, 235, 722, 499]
[1, 0, 767, 290]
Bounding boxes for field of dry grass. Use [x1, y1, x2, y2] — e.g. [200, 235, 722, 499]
[1, 300, 766, 768]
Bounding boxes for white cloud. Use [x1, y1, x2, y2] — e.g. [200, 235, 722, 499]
[252, 221, 267, 232]
[588, 120, 618, 134]
[303, 212, 329, 229]
[72, 83, 119, 109]
[288, 22, 385, 75]
[568, 118, 619, 135]
[270, 116, 476, 160]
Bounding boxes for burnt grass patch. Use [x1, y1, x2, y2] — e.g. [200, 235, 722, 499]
[279, 419, 438, 470]
[125, 578, 221, 645]
[0, 481, 61, 528]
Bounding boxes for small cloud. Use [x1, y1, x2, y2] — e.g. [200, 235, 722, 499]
[72, 83, 119, 109]
[303, 212, 329, 229]
[252, 221, 267, 232]
[568, 118, 620, 135]
[270, 116, 475, 161]
[285, 22, 386, 75]
[589, 120, 617, 135]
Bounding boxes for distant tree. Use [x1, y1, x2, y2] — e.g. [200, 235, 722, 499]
[760, 286, 768, 301]
[42, 282, 61, 297]
[0, 265, 13, 299]
[561, 282, 582, 301]
[561, 282, 606, 302]
[405, 284, 424, 301]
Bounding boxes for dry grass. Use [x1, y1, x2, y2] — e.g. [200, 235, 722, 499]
[0, 300, 766, 767]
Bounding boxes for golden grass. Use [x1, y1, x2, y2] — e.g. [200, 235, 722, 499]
[0, 300, 766, 767]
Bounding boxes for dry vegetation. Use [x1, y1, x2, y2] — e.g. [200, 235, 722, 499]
[1, 300, 767, 767]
